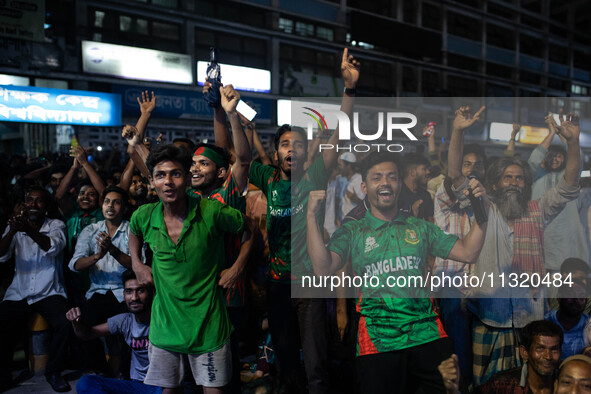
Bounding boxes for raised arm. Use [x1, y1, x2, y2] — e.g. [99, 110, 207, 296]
[202, 80, 235, 157]
[123, 125, 151, 179]
[117, 158, 135, 191]
[135, 91, 156, 140]
[55, 158, 79, 202]
[557, 112, 581, 186]
[252, 128, 273, 166]
[505, 123, 520, 157]
[220, 85, 251, 192]
[72, 145, 105, 198]
[66, 307, 109, 341]
[322, 48, 360, 170]
[306, 190, 343, 276]
[448, 106, 486, 188]
[446, 178, 488, 263]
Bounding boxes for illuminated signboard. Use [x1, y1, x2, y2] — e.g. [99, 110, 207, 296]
[490, 122, 555, 145]
[82, 41, 193, 85]
[197, 61, 271, 93]
[0, 85, 121, 126]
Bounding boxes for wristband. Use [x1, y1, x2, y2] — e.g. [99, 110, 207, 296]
[344, 87, 356, 95]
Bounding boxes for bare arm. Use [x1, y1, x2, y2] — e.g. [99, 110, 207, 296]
[323, 48, 360, 171]
[306, 190, 343, 276]
[220, 85, 251, 192]
[219, 216, 254, 289]
[448, 106, 486, 187]
[55, 159, 79, 203]
[557, 112, 581, 186]
[117, 158, 135, 191]
[123, 125, 151, 179]
[129, 231, 152, 286]
[252, 128, 273, 166]
[135, 91, 156, 140]
[73, 145, 105, 198]
[505, 123, 520, 155]
[66, 307, 109, 341]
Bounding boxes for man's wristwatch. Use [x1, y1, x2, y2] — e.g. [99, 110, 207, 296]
[344, 87, 356, 95]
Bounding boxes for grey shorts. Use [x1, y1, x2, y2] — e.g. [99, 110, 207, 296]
[144, 341, 231, 388]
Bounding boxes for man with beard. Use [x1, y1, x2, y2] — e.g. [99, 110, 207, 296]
[67, 270, 160, 394]
[0, 186, 70, 392]
[68, 186, 133, 375]
[528, 113, 588, 275]
[473, 320, 563, 394]
[306, 152, 488, 393]
[128, 174, 155, 213]
[246, 48, 360, 393]
[399, 152, 434, 221]
[447, 107, 582, 386]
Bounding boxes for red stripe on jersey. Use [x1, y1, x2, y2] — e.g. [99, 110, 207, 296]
[357, 314, 379, 356]
[431, 298, 448, 339]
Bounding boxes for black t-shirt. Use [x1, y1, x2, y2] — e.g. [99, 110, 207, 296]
[398, 183, 434, 220]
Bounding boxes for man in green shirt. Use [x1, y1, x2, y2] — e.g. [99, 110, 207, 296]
[306, 152, 488, 393]
[247, 48, 360, 393]
[129, 144, 244, 394]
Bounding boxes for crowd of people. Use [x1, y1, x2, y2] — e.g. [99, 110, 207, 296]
[1, 48, 591, 394]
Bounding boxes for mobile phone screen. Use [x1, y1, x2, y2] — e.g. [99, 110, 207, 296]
[237, 100, 257, 121]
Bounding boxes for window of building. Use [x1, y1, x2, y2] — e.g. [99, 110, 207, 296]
[486, 62, 513, 80]
[486, 24, 515, 50]
[448, 75, 480, 96]
[520, 34, 543, 58]
[90, 8, 182, 52]
[549, 44, 568, 64]
[448, 54, 480, 72]
[295, 21, 315, 37]
[94, 11, 105, 28]
[422, 3, 441, 30]
[317, 27, 334, 42]
[195, 28, 268, 69]
[447, 12, 480, 39]
[402, 66, 418, 93]
[279, 18, 293, 34]
[280, 44, 337, 77]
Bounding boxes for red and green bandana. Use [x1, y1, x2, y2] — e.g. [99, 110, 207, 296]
[194, 146, 228, 169]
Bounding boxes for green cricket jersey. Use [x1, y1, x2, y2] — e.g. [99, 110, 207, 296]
[249, 157, 327, 282]
[130, 196, 244, 354]
[189, 169, 247, 307]
[329, 210, 458, 356]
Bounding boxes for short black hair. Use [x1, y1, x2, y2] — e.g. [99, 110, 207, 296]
[121, 269, 136, 285]
[102, 185, 128, 207]
[75, 179, 96, 195]
[464, 143, 487, 163]
[273, 124, 307, 152]
[561, 258, 591, 275]
[173, 138, 196, 154]
[401, 153, 430, 179]
[25, 185, 50, 203]
[146, 144, 192, 176]
[194, 143, 232, 170]
[361, 152, 401, 182]
[520, 320, 563, 350]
